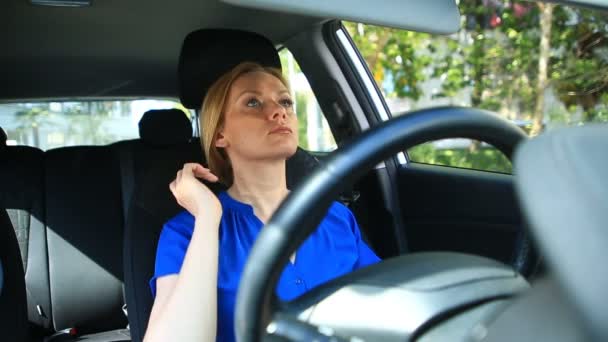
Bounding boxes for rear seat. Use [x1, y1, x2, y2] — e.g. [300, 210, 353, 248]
[1, 126, 129, 341]
[2, 108, 200, 341]
[0, 128, 53, 338]
[1, 126, 29, 342]
[2, 107, 321, 341]
[45, 146, 129, 338]
[0, 207, 29, 342]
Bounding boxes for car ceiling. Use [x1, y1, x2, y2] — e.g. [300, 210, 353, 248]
[1, 0, 323, 101]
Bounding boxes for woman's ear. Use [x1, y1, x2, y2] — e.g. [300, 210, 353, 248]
[215, 131, 228, 148]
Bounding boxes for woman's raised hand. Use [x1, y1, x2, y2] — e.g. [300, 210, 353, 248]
[169, 163, 222, 219]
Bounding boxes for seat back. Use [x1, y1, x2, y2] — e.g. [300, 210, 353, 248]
[0, 208, 29, 342]
[119, 109, 204, 342]
[2, 125, 131, 339]
[45, 145, 128, 334]
[0, 127, 53, 335]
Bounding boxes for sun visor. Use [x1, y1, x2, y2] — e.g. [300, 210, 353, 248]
[221, 0, 460, 35]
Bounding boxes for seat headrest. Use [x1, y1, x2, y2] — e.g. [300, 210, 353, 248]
[138, 109, 192, 146]
[178, 29, 282, 110]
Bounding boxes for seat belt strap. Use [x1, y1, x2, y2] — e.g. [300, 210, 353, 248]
[118, 147, 135, 226]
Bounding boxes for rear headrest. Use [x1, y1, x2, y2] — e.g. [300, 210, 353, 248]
[178, 29, 282, 110]
[138, 109, 192, 146]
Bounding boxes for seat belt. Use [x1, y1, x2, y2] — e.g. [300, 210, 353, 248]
[118, 146, 135, 226]
[118, 146, 135, 332]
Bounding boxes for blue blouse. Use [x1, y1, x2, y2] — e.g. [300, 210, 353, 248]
[150, 191, 380, 342]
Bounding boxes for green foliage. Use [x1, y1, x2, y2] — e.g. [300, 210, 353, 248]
[408, 142, 513, 174]
[61, 102, 118, 145]
[295, 92, 309, 149]
[344, 23, 432, 100]
[14, 104, 57, 147]
[551, 6, 608, 117]
[279, 48, 302, 75]
[345, 1, 608, 124]
[346, 1, 608, 173]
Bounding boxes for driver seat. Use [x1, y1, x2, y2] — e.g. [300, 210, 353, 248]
[122, 29, 320, 342]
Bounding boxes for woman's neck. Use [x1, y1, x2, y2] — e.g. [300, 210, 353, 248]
[227, 158, 289, 223]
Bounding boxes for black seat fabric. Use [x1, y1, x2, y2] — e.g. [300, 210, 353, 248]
[45, 146, 129, 337]
[2, 126, 130, 340]
[0, 208, 29, 342]
[118, 109, 205, 342]
[138, 109, 194, 147]
[0, 127, 53, 336]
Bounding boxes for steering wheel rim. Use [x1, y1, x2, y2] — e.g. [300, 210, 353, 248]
[235, 106, 528, 341]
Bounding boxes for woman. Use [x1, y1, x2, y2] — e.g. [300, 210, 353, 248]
[144, 62, 380, 342]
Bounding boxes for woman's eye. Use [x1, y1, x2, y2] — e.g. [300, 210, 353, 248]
[280, 98, 294, 108]
[246, 98, 260, 107]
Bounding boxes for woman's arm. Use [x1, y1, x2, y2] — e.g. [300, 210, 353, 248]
[144, 163, 222, 342]
[145, 214, 220, 342]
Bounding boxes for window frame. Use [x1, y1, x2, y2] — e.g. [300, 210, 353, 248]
[332, 21, 409, 164]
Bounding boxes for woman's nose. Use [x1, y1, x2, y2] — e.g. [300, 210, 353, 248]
[268, 101, 287, 121]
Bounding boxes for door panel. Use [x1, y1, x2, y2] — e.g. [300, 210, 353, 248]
[397, 162, 523, 265]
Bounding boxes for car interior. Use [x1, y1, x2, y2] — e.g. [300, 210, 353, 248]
[1, 0, 606, 341]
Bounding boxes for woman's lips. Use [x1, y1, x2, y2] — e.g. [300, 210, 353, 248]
[269, 127, 293, 134]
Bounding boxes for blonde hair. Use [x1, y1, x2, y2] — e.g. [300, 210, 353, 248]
[200, 61, 290, 186]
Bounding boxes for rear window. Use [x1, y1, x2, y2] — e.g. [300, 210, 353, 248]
[0, 99, 191, 150]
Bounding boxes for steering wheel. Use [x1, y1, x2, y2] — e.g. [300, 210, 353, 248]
[235, 107, 530, 341]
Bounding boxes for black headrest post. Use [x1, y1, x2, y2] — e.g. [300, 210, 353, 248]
[178, 29, 282, 110]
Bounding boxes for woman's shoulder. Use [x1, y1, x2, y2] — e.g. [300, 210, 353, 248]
[323, 201, 357, 230]
[162, 210, 196, 237]
[327, 200, 353, 217]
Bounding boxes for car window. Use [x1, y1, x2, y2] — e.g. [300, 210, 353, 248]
[344, 1, 608, 173]
[279, 48, 337, 152]
[0, 99, 192, 150]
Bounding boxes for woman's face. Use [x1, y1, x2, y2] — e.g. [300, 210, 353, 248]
[216, 71, 299, 163]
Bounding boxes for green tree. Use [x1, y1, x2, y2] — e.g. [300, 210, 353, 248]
[64, 102, 117, 145]
[14, 104, 55, 147]
[345, 1, 608, 126]
[345, 1, 608, 172]
[345, 23, 432, 100]
[295, 92, 309, 149]
[551, 6, 608, 124]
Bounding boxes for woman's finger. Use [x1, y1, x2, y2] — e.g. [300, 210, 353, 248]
[190, 163, 209, 174]
[169, 180, 176, 195]
[184, 163, 207, 171]
[192, 168, 219, 182]
[202, 173, 219, 182]
[191, 167, 213, 177]
[176, 170, 183, 183]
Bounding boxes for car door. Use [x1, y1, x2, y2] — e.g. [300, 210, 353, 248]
[316, 21, 532, 271]
[282, 0, 606, 278]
